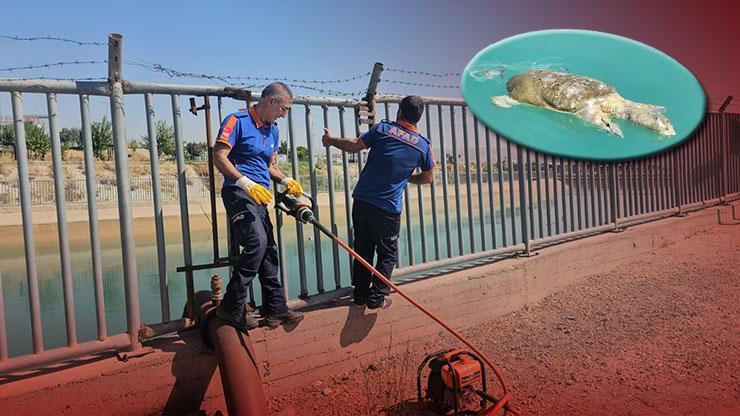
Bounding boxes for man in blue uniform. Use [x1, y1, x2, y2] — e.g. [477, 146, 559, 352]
[213, 82, 304, 330]
[322, 96, 435, 309]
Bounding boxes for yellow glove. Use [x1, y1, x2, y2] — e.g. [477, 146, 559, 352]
[236, 175, 273, 205]
[280, 177, 303, 197]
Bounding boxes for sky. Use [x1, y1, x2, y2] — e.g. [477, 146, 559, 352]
[0, 0, 738, 144]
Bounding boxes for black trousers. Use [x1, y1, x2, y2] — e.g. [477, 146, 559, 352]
[221, 186, 288, 317]
[351, 199, 401, 308]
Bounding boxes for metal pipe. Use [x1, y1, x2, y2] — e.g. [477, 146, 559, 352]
[438, 105, 452, 257]
[12, 91, 43, 354]
[629, 161, 636, 216]
[506, 140, 516, 244]
[124, 80, 358, 107]
[450, 105, 464, 255]
[274, 179, 289, 300]
[338, 107, 353, 272]
[485, 126, 498, 248]
[640, 158, 647, 213]
[535, 152, 543, 239]
[145, 93, 170, 322]
[47, 92, 77, 346]
[109, 34, 142, 351]
[588, 162, 600, 227]
[377, 94, 465, 106]
[545, 155, 552, 236]
[201, 96, 220, 262]
[516, 145, 530, 254]
[474, 118, 485, 249]
[575, 160, 583, 230]
[418, 109, 430, 263]
[404, 185, 414, 266]
[323, 105, 341, 289]
[0, 333, 131, 375]
[461, 107, 475, 252]
[426, 105, 440, 260]
[305, 104, 325, 293]
[287, 108, 308, 297]
[196, 291, 268, 416]
[526, 149, 534, 239]
[0, 266, 7, 361]
[568, 159, 575, 231]
[648, 156, 656, 212]
[602, 164, 609, 223]
[170, 93, 196, 320]
[609, 163, 619, 224]
[497, 134, 508, 244]
[0, 79, 109, 95]
[80, 94, 107, 339]
[552, 157, 566, 234]
[621, 162, 629, 218]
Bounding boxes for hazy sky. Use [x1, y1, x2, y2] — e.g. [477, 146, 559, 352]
[1, 0, 737, 142]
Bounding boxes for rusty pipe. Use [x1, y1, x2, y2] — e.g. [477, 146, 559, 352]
[195, 290, 267, 416]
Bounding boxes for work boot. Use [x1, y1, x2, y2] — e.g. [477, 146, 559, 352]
[216, 306, 260, 331]
[265, 309, 304, 329]
[368, 298, 393, 310]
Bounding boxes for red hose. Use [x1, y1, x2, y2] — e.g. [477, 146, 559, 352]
[329, 234, 519, 415]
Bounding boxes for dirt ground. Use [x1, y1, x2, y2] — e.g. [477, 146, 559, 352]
[269, 223, 740, 416]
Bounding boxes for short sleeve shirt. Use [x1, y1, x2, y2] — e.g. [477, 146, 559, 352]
[216, 107, 279, 189]
[352, 119, 435, 213]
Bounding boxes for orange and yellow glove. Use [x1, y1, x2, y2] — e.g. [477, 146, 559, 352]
[236, 175, 272, 205]
[280, 177, 303, 197]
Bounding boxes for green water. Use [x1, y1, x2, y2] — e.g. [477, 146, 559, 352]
[461, 29, 706, 161]
[1, 185, 586, 357]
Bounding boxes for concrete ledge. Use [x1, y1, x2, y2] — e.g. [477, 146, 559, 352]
[256, 202, 733, 396]
[0, 202, 733, 415]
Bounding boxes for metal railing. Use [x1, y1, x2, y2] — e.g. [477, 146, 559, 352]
[0, 36, 738, 375]
[0, 176, 215, 205]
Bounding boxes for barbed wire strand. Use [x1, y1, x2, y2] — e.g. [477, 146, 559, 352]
[0, 76, 107, 81]
[382, 79, 459, 89]
[0, 34, 105, 46]
[385, 68, 461, 78]
[0, 60, 107, 72]
[144, 62, 371, 85]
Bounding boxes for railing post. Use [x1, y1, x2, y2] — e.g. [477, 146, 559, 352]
[108, 33, 141, 351]
[718, 96, 734, 203]
[516, 146, 531, 255]
[609, 162, 620, 230]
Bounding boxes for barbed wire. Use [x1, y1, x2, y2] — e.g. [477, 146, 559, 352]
[0, 76, 107, 81]
[385, 68, 461, 78]
[382, 79, 459, 89]
[0, 60, 107, 72]
[0, 34, 105, 46]
[139, 62, 371, 85]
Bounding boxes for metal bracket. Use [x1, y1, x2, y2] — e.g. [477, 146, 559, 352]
[355, 62, 383, 126]
[189, 97, 210, 115]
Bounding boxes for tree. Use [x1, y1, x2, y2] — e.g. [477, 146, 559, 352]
[278, 140, 288, 155]
[0, 125, 14, 152]
[296, 145, 309, 162]
[25, 122, 51, 160]
[128, 139, 140, 153]
[59, 127, 81, 151]
[141, 120, 176, 158]
[91, 116, 113, 160]
[185, 142, 206, 160]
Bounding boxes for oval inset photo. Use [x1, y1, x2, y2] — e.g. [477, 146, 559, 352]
[461, 29, 706, 161]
